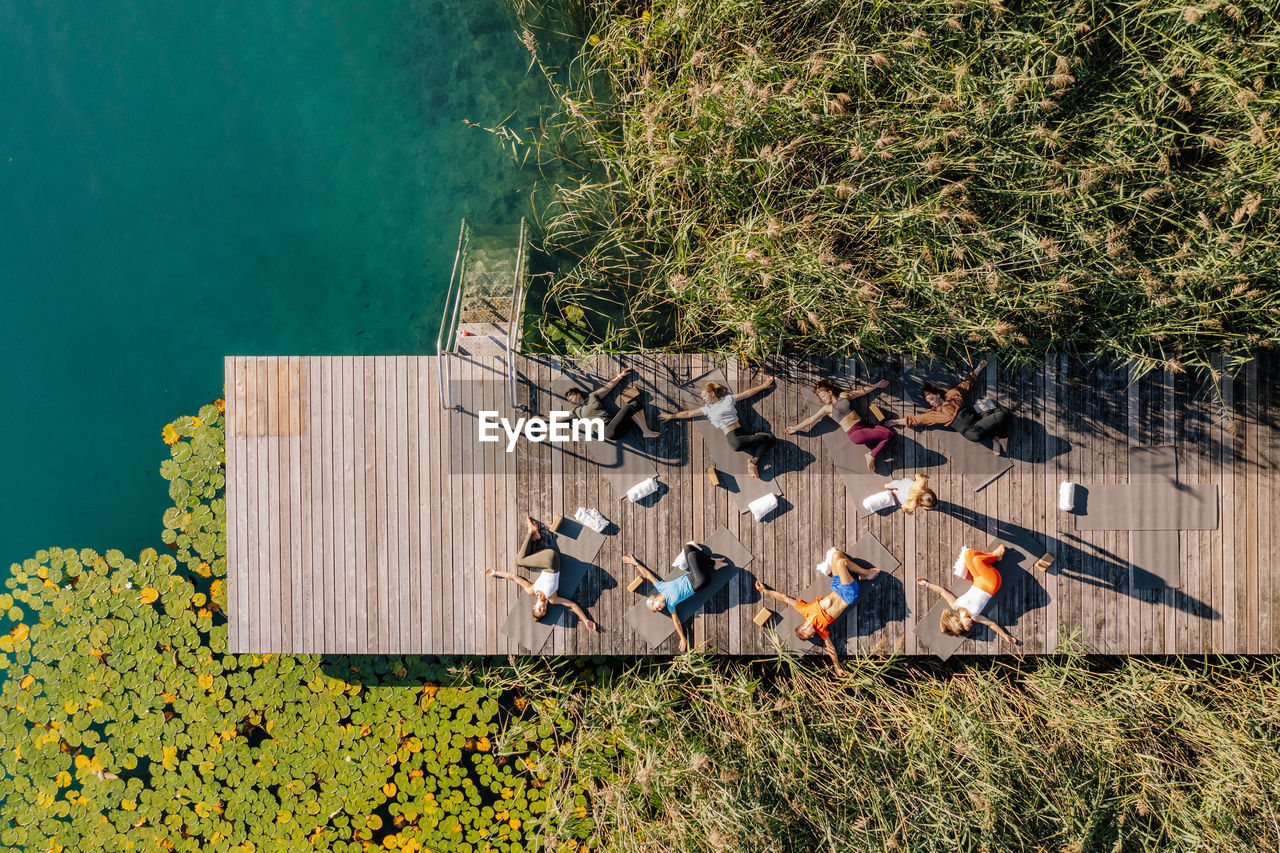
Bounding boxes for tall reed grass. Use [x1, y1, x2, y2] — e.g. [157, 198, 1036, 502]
[490, 646, 1280, 851]
[505, 0, 1279, 373]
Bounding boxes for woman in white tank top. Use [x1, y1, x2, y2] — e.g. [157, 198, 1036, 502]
[485, 516, 597, 631]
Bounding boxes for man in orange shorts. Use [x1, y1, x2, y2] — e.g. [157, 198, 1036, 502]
[755, 548, 881, 676]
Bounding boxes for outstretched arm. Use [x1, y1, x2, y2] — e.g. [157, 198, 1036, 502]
[974, 614, 1019, 645]
[914, 577, 958, 608]
[670, 610, 689, 653]
[659, 406, 704, 421]
[786, 405, 832, 434]
[754, 580, 799, 608]
[550, 595, 597, 632]
[622, 554, 661, 585]
[822, 635, 848, 677]
[736, 375, 777, 401]
[845, 379, 891, 399]
[593, 367, 632, 398]
[485, 568, 533, 595]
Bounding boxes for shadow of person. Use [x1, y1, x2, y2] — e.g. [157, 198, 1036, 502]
[1004, 415, 1072, 464]
[937, 501, 1219, 620]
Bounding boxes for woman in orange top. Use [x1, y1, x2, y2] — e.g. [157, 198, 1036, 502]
[755, 549, 881, 676]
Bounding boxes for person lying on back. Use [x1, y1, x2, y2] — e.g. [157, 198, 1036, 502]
[623, 548, 728, 653]
[755, 549, 881, 676]
[564, 366, 661, 441]
[484, 516, 597, 631]
[887, 360, 986, 430]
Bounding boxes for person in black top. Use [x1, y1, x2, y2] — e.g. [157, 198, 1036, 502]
[564, 367, 661, 441]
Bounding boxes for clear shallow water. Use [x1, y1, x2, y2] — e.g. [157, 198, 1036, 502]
[0, 0, 545, 562]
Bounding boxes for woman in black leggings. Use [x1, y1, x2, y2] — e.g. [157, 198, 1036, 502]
[658, 377, 777, 478]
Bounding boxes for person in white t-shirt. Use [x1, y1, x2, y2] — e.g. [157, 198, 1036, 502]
[659, 377, 777, 479]
[880, 473, 938, 515]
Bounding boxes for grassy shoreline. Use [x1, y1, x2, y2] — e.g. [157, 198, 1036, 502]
[508, 0, 1279, 373]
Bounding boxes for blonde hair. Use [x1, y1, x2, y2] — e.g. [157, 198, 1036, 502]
[702, 381, 729, 399]
[939, 608, 968, 637]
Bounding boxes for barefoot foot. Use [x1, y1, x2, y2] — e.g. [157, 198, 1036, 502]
[746, 458, 761, 479]
[864, 451, 877, 473]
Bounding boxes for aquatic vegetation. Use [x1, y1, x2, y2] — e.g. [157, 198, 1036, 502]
[0, 404, 588, 853]
[510, 0, 1280, 372]
[508, 650, 1280, 852]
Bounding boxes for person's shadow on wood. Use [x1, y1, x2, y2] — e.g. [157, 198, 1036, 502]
[938, 501, 1218, 620]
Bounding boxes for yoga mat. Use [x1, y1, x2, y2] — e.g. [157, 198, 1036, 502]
[680, 368, 781, 513]
[1074, 484, 1219, 530]
[1129, 446, 1178, 483]
[775, 533, 902, 653]
[623, 526, 753, 648]
[1131, 530, 1181, 589]
[935, 429, 1013, 492]
[499, 518, 606, 653]
[549, 372, 660, 499]
[913, 535, 1042, 660]
[800, 385, 885, 518]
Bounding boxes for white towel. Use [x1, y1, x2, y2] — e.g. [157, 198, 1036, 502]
[815, 545, 839, 576]
[671, 541, 699, 570]
[862, 490, 897, 513]
[748, 492, 779, 521]
[953, 547, 974, 579]
[1058, 481, 1078, 512]
[626, 476, 660, 503]
[574, 506, 610, 533]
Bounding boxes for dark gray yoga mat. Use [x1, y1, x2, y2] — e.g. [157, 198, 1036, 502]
[799, 385, 885, 518]
[1131, 530, 1181, 589]
[913, 535, 1042, 660]
[549, 372, 660, 499]
[775, 533, 902, 653]
[499, 518, 606, 653]
[1074, 484, 1219, 530]
[1129, 446, 1178, 483]
[935, 429, 1013, 492]
[680, 368, 781, 513]
[623, 526, 753, 649]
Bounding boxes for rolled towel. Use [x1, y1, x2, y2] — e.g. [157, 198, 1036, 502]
[748, 492, 779, 521]
[671, 541, 699, 570]
[815, 545, 840, 577]
[626, 476, 660, 503]
[573, 506, 610, 533]
[862, 490, 897, 513]
[953, 547, 974, 578]
[1058, 481, 1079, 512]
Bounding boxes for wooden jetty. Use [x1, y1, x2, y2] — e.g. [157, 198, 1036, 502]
[224, 351, 1280, 656]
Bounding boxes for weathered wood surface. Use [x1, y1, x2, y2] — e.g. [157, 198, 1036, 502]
[225, 352, 1279, 655]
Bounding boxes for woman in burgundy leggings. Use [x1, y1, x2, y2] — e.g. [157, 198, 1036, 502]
[786, 379, 894, 472]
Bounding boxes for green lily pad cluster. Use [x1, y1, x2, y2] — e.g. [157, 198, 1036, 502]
[0, 400, 591, 853]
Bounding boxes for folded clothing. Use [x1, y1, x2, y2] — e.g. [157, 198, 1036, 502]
[574, 506, 610, 533]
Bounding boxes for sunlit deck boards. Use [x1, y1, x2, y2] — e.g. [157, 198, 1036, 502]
[225, 352, 1280, 656]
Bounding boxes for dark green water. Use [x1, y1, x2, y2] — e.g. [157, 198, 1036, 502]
[1, 0, 544, 563]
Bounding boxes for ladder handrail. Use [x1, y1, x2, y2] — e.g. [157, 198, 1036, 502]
[436, 219, 469, 409]
[506, 217, 529, 411]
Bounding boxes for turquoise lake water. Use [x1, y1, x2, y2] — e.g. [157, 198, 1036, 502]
[0, 0, 546, 564]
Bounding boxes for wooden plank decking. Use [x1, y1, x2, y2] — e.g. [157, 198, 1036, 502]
[225, 352, 1280, 655]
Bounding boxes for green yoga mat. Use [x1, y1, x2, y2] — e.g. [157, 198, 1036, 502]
[498, 518, 606, 653]
[622, 526, 753, 649]
[680, 367, 781, 514]
[774, 533, 902, 653]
